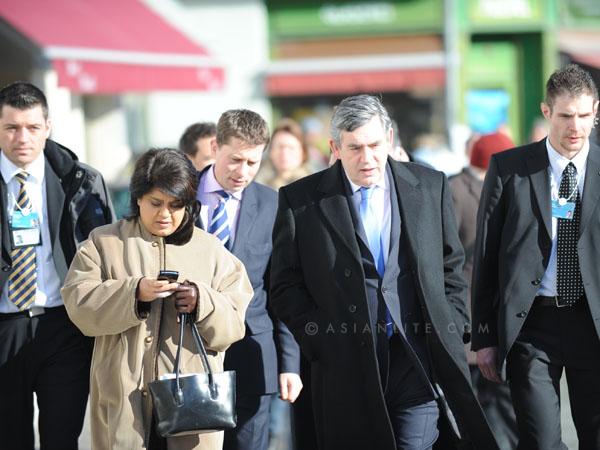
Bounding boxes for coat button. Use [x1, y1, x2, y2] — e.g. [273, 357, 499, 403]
[348, 304, 357, 313]
[344, 268, 351, 278]
[360, 341, 366, 347]
[141, 389, 148, 397]
[516, 311, 527, 318]
[1, 265, 10, 272]
[144, 336, 153, 344]
[531, 279, 541, 286]
[152, 241, 159, 247]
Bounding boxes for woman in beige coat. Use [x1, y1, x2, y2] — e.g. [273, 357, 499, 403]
[62, 149, 253, 450]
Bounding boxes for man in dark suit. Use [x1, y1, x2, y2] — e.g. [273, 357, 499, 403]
[270, 95, 496, 450]
[472, 64, 600, 449]
[194, 109, 302, 450]
[0, 82, 114, 449]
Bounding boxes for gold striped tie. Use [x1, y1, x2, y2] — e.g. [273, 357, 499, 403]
[8, 171, 37, 310]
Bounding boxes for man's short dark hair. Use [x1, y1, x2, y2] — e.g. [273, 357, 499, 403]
[216, 109, 270, 148]
[0, 81, 49, 119]
[179, 122, 216, 157]
[545, 64, 599, 110]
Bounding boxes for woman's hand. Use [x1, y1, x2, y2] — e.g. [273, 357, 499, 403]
[173, 281, 198, 314]
[137, 277, 179, 302]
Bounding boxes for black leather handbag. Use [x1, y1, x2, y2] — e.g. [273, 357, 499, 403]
[149, 314, 237, 437]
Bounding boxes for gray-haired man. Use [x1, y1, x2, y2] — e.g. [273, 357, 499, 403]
[270, 95, 496, 449]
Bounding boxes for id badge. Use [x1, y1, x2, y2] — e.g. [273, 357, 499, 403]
[10, 210, 41, 248]
[551, 199, 576, 220]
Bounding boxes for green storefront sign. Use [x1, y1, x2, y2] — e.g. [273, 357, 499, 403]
[267, 0, 443, 38]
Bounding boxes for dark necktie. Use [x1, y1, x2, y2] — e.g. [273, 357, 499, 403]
[8, 171, 38, 310]
[209, 190, 231, 250]
[557, 162, 584, 306]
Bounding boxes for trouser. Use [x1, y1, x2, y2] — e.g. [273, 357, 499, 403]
[385, 334, 439, 450]
[0, 306, 92, 450]
[223, 393, 272, 450]
[507, 298, 600, 450]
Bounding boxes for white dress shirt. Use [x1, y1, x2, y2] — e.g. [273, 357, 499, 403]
[345, 169, 392, 265]
[537, 139, 589, 297]
[0, 152, 62, 312]
[197, 166, 243, 246]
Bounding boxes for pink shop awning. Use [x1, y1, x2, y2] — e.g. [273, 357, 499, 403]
[0, 0, 224, 93]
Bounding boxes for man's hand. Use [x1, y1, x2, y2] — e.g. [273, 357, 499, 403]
[476, 346, 502, 383]
[279, 373, 303, 403]
[137, 277, 179, 302]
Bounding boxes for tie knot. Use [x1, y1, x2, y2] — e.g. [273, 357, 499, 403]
[359, 186, 374, 201]
[216, 190, 230, 201]
[564, 163, 577, 177]
[15, 171, 29, 184]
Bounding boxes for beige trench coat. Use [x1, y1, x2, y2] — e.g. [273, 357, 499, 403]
[62, 219, 253, 450]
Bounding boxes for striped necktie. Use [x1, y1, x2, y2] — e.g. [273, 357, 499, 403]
[209, 190, 231, 250]
[8, 171, 38, 310]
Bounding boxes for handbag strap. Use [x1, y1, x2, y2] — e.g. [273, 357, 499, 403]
[172, 313, 217, 404]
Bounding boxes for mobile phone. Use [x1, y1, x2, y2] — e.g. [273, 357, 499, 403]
[157, 270, 179, 283]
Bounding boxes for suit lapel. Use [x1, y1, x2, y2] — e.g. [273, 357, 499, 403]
[317, 162, 362, 265]
[231, 182, 259, 256]
[580, 141, 600, 237]
[525, 141, 552, 239]
[388, 160, 421, 266]
[44, 160, 65, 250]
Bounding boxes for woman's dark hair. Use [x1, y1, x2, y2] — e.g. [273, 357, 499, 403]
[128, 148, 199, 245]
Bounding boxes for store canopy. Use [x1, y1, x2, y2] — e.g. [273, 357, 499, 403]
[559, 31, 600, 69]
[0, 0, 224, 93]
[266, 53, 445, 96]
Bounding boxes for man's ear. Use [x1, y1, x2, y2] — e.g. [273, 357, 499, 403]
[210, 137, 218, 156]
[540, 102, 551, 120]
[330, 139, 340, 160]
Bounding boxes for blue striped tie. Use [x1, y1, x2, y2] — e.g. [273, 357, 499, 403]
[8, 171, 37, 310]
[209, 190, 231, 250]
[359, 186, 393, 338]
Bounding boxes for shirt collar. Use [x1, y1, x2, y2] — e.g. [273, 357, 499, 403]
[344, 168, 388, 195]
[205, 165, 243, 201]
[0, 151, 45, 185]
[546, 138, 589, 180]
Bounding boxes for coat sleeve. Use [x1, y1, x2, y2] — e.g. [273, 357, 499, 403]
[192, 248, 254, 352]
[261, 256, 300, 374]
[61, 238, 144, 336]
[471, 156, 504, 350]
[440, 175, 471, 343]
[270, 188, 321, 362]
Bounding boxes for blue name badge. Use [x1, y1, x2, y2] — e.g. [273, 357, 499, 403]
[551, 198, 576, 220]
[10, 210, 41, 248]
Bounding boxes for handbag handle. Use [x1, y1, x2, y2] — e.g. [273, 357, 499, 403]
[172, 313, 217, 405]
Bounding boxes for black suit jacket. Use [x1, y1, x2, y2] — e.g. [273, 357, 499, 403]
[472, 138, 600, 377]
[196, 168, 299, 395]
[270, 159, 497, 450]
[0, 139, 114, 290]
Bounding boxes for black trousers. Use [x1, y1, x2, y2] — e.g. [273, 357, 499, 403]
[384, 335, 439, 450]
[0, 307, 92, 450]
[223, 393, 272, 450]
[507, 299, 600, 450]
[470, 367, 518, 450]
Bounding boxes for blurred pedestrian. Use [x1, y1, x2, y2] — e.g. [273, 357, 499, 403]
[472, 64, 600, 449]
[62, 148, 253, 450]
[449, 131, 518, 450]
[0, 81, 114, 450]
[256, 118, 312, 190]
[180, 122, 217, 171]
[195, 110, 302, 450]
